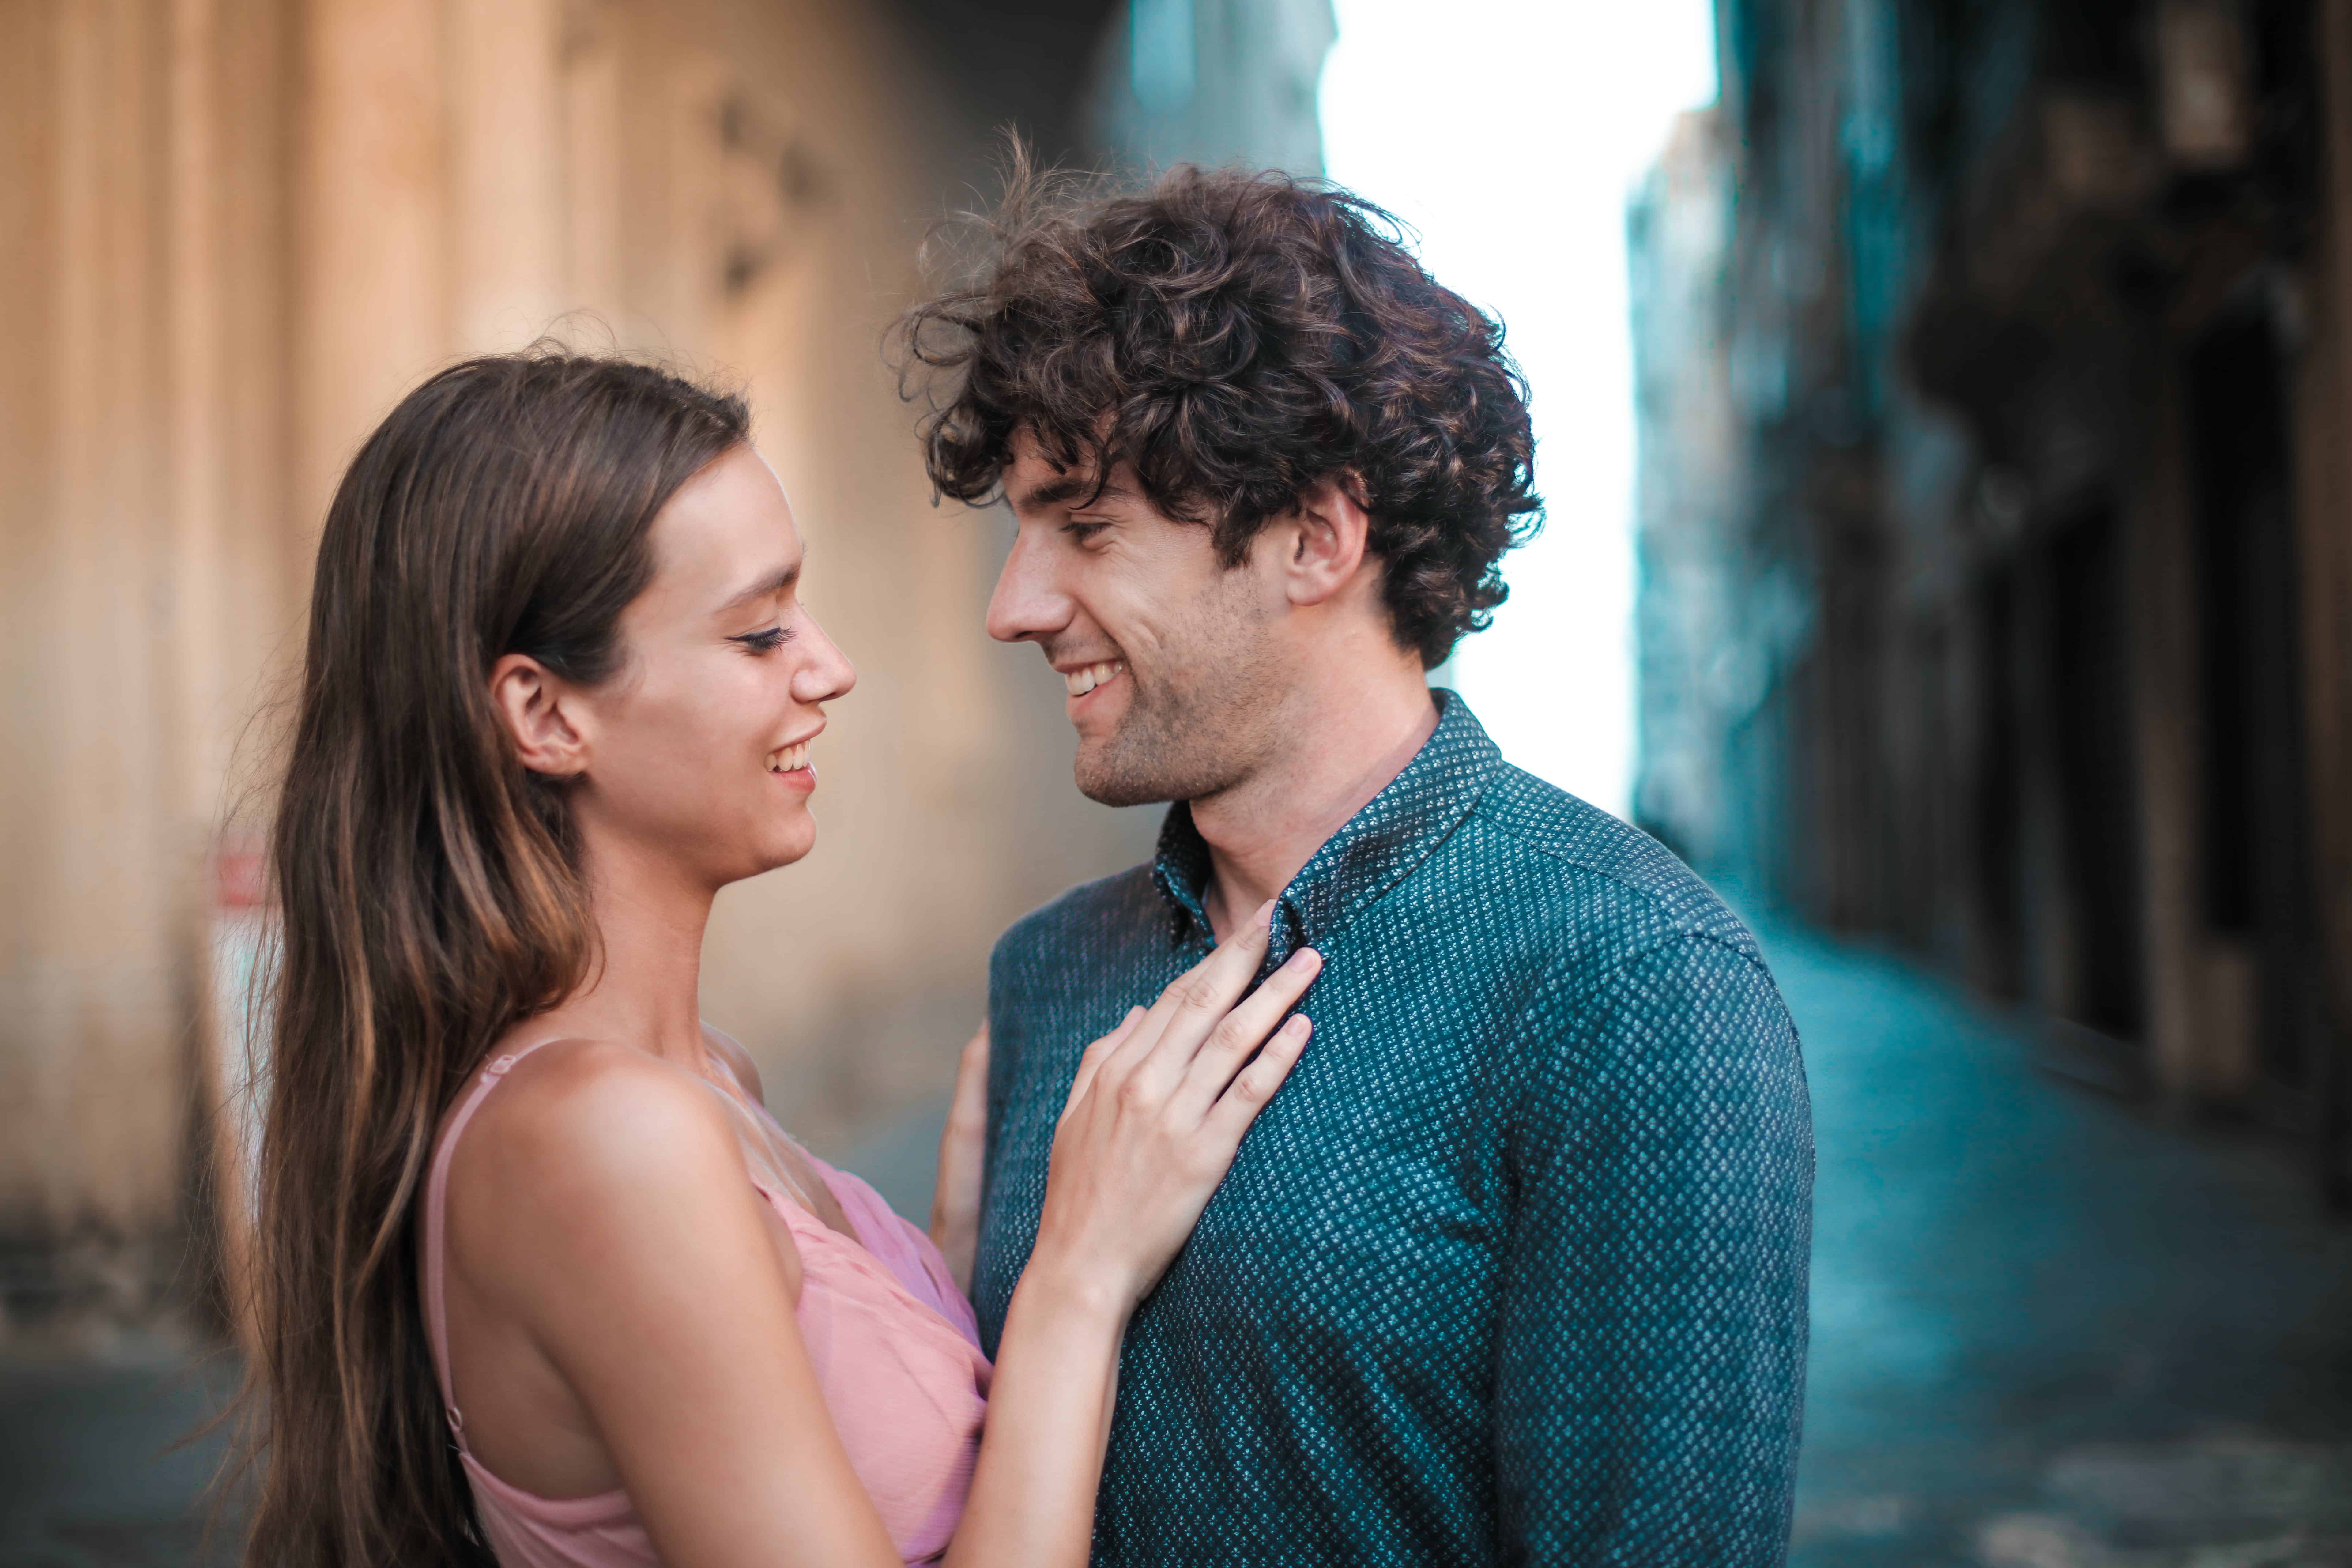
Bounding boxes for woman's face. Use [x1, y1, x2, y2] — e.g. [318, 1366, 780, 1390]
[562, 445, 855, 889]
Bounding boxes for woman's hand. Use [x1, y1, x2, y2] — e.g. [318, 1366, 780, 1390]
[944, 902, 1316, 1568]
[930, 1022, 990, 1294]
[1027, 899, 1320, 1318]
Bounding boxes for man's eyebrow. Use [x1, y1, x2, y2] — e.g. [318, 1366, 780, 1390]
[1014, 474, 1127, 513]
[716, 562, 800, 613]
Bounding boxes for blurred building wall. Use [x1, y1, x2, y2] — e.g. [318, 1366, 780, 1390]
[1632, 0, 2352, 1199]
[0, 0, 1178, 1335]
[1084, 0, 1335, 175]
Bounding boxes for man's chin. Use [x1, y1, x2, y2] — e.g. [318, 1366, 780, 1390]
[1071, 734, 1191, 809]
[1072, 759, 1178, 810]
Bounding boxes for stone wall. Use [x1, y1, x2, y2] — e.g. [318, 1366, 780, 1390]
[0, 0, 1160, 1338]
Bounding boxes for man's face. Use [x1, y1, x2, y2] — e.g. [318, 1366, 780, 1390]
[986, 431, 1287, 806]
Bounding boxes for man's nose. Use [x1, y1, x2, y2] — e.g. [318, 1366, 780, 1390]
[985, 526, 1072, 645]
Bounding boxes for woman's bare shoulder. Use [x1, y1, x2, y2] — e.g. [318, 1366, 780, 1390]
[452, 1040, 748, 1234]
[439, 1039, 814, 1442]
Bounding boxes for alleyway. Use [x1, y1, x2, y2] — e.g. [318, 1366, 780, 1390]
[5, 909, 2349, 1566]
[0, 1335, 237, 1566]
[1766, 904, 2352, 1566]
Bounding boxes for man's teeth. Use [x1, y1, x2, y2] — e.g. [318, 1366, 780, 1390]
[766, 742, 809, 774]
[1063, 660, 1124, 697]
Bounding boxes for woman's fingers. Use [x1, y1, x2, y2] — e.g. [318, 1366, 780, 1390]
[1061, 1006, 1147, 1119]
[1199, 1013, 1313, 1146]
[1029, 907, 1311, 1320]
[1170, 945, 1321, 1118]
[1124, 901, 1278, 1092]
[1140, 900, 1274, 1038]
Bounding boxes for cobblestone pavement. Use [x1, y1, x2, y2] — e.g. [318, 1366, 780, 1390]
[5, 910, 2348, 1565]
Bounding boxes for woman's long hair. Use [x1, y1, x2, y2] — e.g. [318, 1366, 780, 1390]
[239, 350, 748, 1566]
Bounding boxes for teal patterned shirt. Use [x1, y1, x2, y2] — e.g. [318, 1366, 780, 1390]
[975, 693, 1813, 1565]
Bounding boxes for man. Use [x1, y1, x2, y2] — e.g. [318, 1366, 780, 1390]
[908, 167, 1813, 1564]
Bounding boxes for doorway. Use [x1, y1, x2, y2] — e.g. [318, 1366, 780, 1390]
[2185, 300, 2323, 1104]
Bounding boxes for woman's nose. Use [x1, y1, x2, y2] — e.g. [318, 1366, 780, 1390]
[792, 612, 856, 704]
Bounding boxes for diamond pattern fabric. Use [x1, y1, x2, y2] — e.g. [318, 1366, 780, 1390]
[975, 693, 1813, 1565]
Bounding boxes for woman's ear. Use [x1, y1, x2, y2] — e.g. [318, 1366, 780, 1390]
[489, 653, 589, 777]
[1281, 473, 1373, 608]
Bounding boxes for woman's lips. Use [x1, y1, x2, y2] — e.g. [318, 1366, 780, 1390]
[765, 740, 816, 789]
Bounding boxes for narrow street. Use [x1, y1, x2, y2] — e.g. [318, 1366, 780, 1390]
[0, 1336, 237, 1566]
[5, 909, 2349, 1566]
[1767, 907, 2352, 1566]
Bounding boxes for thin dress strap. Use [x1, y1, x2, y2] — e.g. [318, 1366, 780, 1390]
[421, 1039, 567, 1445]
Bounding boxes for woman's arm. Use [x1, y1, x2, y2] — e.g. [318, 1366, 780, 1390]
[464, 908, 1313, 1568]
[946, 901, 1319, 1568]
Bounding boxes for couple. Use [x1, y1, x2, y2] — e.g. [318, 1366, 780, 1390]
[240, 167, 1813, 1568]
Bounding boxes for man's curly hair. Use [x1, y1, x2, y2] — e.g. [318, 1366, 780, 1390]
[900, 163, 1541, 669]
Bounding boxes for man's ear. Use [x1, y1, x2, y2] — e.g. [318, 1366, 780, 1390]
[489, 653, 590, 778]
[1279, 473, 1373, 609]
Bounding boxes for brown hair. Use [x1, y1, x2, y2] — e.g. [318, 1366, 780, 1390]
[901, 162, 1543, 668]
[237, 349, 747, 1565]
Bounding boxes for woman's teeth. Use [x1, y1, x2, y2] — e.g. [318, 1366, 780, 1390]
[766, 742, 809, 774]
[1064, 660, 1124, 697]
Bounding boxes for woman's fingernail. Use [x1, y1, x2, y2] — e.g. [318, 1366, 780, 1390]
[1294, 948, 1322, 971]
[1286, 1015, 1313, 1042]
[1255, 899, 1277, 929]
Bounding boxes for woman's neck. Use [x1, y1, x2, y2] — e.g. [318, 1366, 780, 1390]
[530, 840, 715, 1067]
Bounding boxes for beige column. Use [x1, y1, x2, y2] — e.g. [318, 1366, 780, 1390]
[0, 2, 66, 1232]
[169, 0, 231, 828]
[296, 0, 448, 535]
[37, 0, 181, 1234]
[448, 0, 565, 351]
[561, 4, 627, 322]
[657, 52, 729, 357]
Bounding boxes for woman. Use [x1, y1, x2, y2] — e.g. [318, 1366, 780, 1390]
[239, 350, 1320, 1567]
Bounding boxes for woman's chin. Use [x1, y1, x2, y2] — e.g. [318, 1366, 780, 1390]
[700, 803, 816, 885]
[749, 820, 818, 875]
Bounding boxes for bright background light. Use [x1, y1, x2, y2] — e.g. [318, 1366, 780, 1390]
[1319, 2, 1717, 818]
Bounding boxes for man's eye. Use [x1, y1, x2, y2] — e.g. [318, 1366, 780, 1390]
[1064, 520, 1111, 546]
[730, 627, 793, 654]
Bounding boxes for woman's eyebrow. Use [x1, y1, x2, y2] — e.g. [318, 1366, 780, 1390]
[715, 561, 800, 613]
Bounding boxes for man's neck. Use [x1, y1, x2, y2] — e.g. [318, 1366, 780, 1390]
[1192, 664, 1439, 942]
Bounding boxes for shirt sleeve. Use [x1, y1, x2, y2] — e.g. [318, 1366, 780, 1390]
[1495, 931, 1814, 1565]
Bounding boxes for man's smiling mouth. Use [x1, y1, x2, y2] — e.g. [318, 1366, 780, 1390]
[1063, 660, 1125, 697]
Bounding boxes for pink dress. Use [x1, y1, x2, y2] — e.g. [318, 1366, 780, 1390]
[420, 1041, 993, 1566]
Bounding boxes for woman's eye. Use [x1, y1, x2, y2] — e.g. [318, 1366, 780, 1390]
[730, 626, 793, 654]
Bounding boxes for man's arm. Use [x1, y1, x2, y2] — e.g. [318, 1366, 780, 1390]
[1496, 931, 1814, 1564]
[973, 924, 1050, 1354]
[931, 1022, 991, 1293]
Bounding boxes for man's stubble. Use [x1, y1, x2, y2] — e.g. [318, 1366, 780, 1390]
[1073, 568, 1284, 810]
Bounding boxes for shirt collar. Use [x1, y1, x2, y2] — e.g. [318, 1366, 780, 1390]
[1151, 688, 1501, 956]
